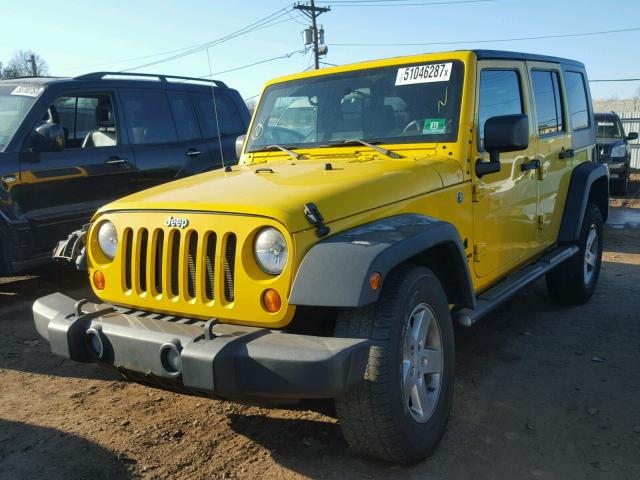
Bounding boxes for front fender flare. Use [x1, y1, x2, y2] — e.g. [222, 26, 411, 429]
[288, 214, 475, 309]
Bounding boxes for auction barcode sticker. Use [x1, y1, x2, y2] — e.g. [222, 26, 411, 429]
[11, 85, 44, 97]
[395, 63, 452, 86]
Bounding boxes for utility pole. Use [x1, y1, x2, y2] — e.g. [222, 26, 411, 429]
[28, 54, 37, 76]
[294, 0, 330, 69]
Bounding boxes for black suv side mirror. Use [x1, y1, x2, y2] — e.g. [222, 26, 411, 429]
[235, 134, 246, 161]
[626, 132, 638, 141]
[32, 123, 66, 152]
[476, 114, 529, 177]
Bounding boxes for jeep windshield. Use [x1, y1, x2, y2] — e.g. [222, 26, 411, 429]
[0, 85, 42, 151]
[246, 60, 464, 153]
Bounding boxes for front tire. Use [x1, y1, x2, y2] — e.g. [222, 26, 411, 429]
[546, 203, 604, 304]
[334, 265, 455, 464]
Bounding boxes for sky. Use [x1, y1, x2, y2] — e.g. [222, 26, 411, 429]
[1, 0, 639, 101]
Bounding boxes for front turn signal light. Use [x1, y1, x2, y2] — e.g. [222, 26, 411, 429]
[262, 289, 281, 313]
[93, 270, 106, 290]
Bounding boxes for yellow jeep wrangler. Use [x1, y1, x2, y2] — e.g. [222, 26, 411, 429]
[34, 50, 608, 464]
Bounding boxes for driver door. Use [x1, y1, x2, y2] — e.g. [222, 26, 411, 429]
[15, 91, 134, 251]
[472, 60, 541, 284]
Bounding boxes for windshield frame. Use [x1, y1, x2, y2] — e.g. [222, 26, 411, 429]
[0, 84, 43, 151]
[246, 59, 465, 153]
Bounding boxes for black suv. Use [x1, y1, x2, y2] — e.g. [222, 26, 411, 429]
[0, 72, 250, 274]
[595, 111, 638, 195]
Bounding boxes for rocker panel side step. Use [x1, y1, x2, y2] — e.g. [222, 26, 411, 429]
[455, 245, 579, 326]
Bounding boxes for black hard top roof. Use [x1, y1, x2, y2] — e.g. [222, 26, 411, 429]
[472, 50, 585, 68]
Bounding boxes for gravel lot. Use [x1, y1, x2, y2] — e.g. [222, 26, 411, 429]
[1, 178, 639, 480]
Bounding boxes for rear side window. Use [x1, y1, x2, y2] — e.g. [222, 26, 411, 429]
[565, 71, 590, 131]
[531, 70, 564, 136]
[120, 90, 177, 145]
[168, 93, 200, 141]
[194, 94, 244, 138]
[477, 69, 523, 149]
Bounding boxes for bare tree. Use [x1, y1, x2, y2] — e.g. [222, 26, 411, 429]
[1, 50, 49, 79]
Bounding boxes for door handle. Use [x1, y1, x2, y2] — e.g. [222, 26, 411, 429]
[2, 174, 17, 183]
[559, 148, 575, 160]
[105, 156, 127, 165]
[520, 159, 540, 172]
[186, 149, 201, 157]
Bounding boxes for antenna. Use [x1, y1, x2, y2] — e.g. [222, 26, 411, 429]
[206, 48, 226, 169]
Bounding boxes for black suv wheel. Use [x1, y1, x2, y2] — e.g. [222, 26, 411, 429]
[334, 265, 455, 464]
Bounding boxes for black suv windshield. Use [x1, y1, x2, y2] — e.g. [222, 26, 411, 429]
[595, 115, 623, 140]
[246, 60, 464, 152]
[0, 85, 42, 150]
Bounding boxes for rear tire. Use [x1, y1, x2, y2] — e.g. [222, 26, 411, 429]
[334, 265, 455, 464]
[546, 203, 603, 304]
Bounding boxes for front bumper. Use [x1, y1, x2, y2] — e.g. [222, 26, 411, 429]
[33, 293, 369, 399]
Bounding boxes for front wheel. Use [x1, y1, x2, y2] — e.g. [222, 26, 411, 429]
[334, 265, 455, 464]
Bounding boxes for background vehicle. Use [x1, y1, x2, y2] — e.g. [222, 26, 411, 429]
[34, 50, 606, 464]
[0, 73, 250, 274]
[595, 111, 637, 195]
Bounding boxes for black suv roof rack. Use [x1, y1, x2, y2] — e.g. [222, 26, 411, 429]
[74, 71, 227, 88]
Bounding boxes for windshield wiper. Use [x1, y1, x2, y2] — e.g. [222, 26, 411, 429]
[248, 144, 301, 160]
[324, 139, 402, 159]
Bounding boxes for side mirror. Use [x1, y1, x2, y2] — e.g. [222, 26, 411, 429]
[235, 134, 246, 161]
[626, 132, 638, 141]
[33, 123, 65, 152]
[476, 114, 529, 177]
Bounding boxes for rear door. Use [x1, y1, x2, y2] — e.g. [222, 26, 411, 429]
[15, 91, 135, 250]
[120, 89, 183, 191]
[526, 62, 573, 247]
[472, 60, 541, 281]
[193, 92, 245, 169]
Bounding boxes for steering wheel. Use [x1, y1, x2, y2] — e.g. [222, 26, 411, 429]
[402, 120, 422, 134]
[264, 125, 306, 144]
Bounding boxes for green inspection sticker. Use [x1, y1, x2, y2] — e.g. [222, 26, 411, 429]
[423, 118, 446, 134]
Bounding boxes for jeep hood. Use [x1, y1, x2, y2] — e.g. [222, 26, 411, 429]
[97, 157, 450, 232]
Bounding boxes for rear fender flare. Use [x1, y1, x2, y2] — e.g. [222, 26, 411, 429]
[558, 162, 609, 243]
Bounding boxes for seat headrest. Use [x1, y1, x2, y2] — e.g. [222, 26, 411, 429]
[362, 105, 395, 137]
[96, 99, 115, 129]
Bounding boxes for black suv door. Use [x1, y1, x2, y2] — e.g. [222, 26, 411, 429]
[193, 92, 245, 169]
[15, 91, 135, 251]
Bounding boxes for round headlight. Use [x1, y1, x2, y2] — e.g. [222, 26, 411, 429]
[97, 221, 118, 260]
[254, 227, 288, 275]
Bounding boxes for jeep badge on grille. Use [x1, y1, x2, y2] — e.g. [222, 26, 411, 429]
[165, 216, 189, 228]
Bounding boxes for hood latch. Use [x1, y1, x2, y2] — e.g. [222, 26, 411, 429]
[304, 202, 330, 238]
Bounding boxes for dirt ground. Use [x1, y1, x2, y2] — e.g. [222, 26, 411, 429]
[1, 177, 639, 480]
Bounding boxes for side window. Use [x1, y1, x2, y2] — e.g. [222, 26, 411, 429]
[168, 93, 200, 142]
[531, 70, 564, 136]
[477, 69, 523, 150]
[51, 94, 117, 149]
[194, 94, 244, 139]
[120, 90, 177, 145]
[565, 71, 590, 131]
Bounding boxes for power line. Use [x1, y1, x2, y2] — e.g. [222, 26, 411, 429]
[197, 50, 305, 78]
[121, 5, 296, 72]
[590, 78, 640, 82]
[317, 0, 492, 5]
[329, 26, 640, 46]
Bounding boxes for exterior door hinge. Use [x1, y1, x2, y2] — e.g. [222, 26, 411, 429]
[473, 243, 487, 262]
[472, 184, 486, 202]
[537, 163, 546, 180]
[537, 214, 546, 230]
